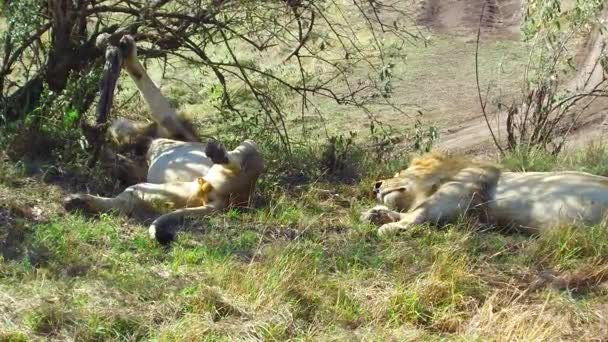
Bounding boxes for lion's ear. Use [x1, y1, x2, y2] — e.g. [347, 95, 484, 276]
[374, 181, 383, 193]
[205, 139, 229, 164]
[430, 182, 440, 194]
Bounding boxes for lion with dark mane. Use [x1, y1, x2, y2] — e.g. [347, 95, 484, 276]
[362, 152, 608, 235]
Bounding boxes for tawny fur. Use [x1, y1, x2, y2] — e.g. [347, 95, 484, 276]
[363, 152, 608, 236]
[65, 139, 264, 243]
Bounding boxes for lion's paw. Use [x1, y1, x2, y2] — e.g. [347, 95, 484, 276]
[361, 205, 400, 226]
[119, 35, 138, 62]
[377, 222, 409, 237]
[63, 194, 92, 213]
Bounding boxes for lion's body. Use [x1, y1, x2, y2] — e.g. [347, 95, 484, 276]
[146, 139, 213, 183]
[490, 171, 608, 232]
[363, 152, 608, 235]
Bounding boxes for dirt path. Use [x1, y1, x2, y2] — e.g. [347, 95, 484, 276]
[416, 0, 522, 39]
[411, 0, 520, 155]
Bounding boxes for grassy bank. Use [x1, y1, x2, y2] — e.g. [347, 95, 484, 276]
[2, 144, 608, 341]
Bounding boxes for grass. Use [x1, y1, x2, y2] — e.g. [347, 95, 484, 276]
[503, 143, 608, 176]
[2, 146, 608, 340]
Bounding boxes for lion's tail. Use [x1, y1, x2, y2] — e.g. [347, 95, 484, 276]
[148, 204, 220, 243]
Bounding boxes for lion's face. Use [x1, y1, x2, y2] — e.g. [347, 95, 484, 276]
[374, 176, 416, 212]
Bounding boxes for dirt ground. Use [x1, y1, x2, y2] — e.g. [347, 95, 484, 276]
[412, 0, 608, 155]
[416, 0, 522, 39]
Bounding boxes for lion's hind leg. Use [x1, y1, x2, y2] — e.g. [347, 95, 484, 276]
[205, 138, 262, 172]
[63, 181, 197, 216]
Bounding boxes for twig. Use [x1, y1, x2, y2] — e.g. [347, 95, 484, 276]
[475, 3, 504, 156]
[284, 10, 315, 62]
[0, 23, 52, 92]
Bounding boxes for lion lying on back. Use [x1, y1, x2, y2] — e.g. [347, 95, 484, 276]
[65, 138, 264, 243]
[362, 152, 608, 236]
[64, 35, 265, 243]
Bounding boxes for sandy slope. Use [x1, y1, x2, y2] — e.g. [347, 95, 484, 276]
[414, 0, 608, 154]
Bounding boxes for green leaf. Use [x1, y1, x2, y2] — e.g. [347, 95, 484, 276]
[62, 108, 80, 127]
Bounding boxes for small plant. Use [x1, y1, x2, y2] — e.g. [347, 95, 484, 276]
[412, 119, 439, 153]
[501, 147, 559, 172]
[478, 0, 607, 155]
[2, 68, 101, 165]
[0, 331, 28, 342]
[24, 304, 71, 336]
[320, 131, 362, 183]
[379, 62, 396, 98]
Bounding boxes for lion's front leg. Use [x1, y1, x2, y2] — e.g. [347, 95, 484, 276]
[377, 209, 425, 236]
[64, 185, 151, 215]
[361, 205, 421, 236]
[377, 177, 483, 236]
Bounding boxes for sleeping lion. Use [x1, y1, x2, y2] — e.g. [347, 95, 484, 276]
[362, 152, 608, 236]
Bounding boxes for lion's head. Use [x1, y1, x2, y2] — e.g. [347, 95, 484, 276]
[374, 152, 482, 212]
[202, 139, 265, 205]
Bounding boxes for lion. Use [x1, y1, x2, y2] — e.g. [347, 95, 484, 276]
[64, 35, 265, 243]
[362, 152, 608, 236]
[65, 138, 264, 243]
[109, 34, 199, 144]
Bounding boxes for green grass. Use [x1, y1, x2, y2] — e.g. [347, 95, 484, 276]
[2, 145, 608, 340]
[503, 143, 608, 175]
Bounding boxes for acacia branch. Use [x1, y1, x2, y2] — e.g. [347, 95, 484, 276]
[284, 10, 315, 62]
